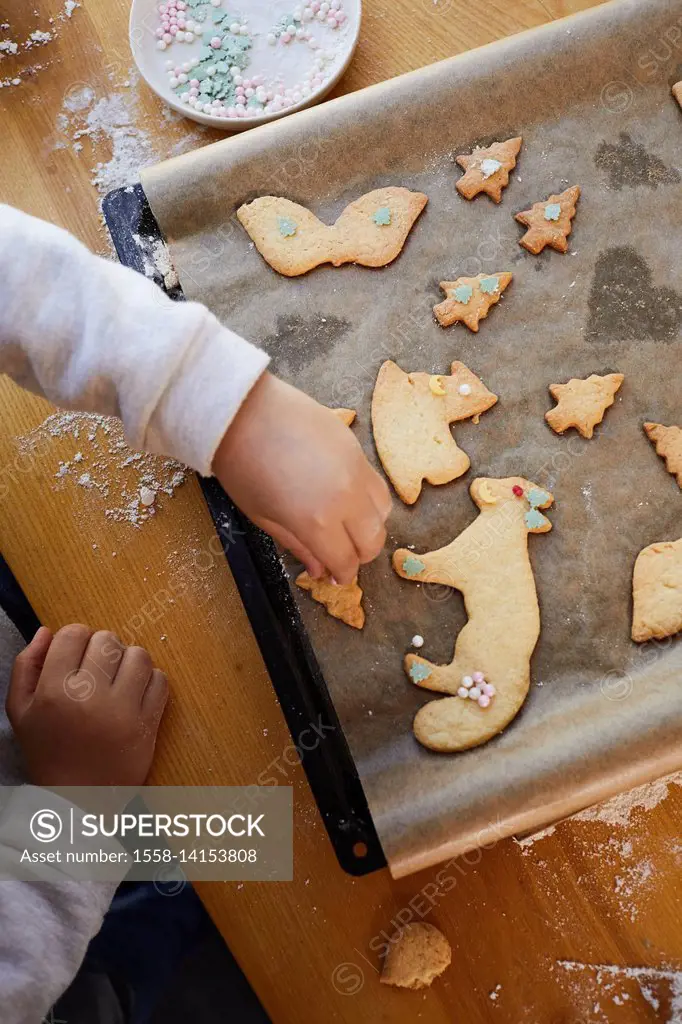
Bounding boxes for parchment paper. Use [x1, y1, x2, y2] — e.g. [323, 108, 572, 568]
[142, 0, 682, 878]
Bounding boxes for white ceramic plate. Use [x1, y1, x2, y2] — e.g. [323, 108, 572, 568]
[130, 0, 362, 130]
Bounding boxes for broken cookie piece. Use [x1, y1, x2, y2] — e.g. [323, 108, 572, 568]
[295, 572, 365, 629]
[331, 408, 357, 427]
[380, 923, 452, 991]
[644, 422, 682, 488]
[632, 538, 682, 643]
[545, 372, 623, 439]
[455, 136, 522, 203]
[433, 271, 513, 331]
[515, 185, 580, 254]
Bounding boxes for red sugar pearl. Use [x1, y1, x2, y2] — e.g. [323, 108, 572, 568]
[512, 485, 524, 497]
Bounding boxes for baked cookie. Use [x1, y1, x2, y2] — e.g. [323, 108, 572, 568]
[433, 272, 513, 331]
[393, 477, 554, 753]
[455, 136, 523, 203]
[380, 923, 451, 991]
[632, 538, 682, 642]
[643, 422, 682, 488]
[371, 360, 498, 505]
[673, 81, 682, 109]
[295, 572, 365, 629]
[236, 187, 428, 277]
[515, 185, 580, 254]
[332, 408, 357, 427]
[545, 372, 624, 439]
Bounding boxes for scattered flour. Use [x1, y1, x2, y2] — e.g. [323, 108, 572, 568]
[516, 770, 682, 851]
[0, 3, 80, 87]
[557, 960, 682, 1024]
[17, 411, 187, 528]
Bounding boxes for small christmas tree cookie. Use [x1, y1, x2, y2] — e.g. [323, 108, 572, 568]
[296, 572, 365, 629]
[433, 272, 513, 331]
[644, 422, 682, 488]
[515, 185, 580, 254]
[455, 136, 522, 203]
[545, 372, 624, 439]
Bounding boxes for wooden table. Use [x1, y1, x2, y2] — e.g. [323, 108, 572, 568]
[2, 1, 682, 1021]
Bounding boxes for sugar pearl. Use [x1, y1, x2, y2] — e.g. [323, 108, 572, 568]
[245, 87, 254, 98]
[281, 32, 292, 42]
[227, 106, 237, 117]
[459, 383, 472, 396]
[411, 635, 424, 648]
[239, 25, 249, 35]
[182, 61, 191, 71]
[189, 78, 199, 86]
[189, 87, 198, 97]
[320, 1, 330, 11]
[210, 36, 222, 48]
[472, 671, 485, 684]
[468, 687, 481, 700]
[457, 687, 470, 699]
[287, 22, 296, 32]
[210, 0, 221, 5]
[175, 30, 185, 41]
[292, 90, 302, 102]
[478, 694, 491, 708]
[159, 4, 167, 12]
[205, 65, 216, 76]
[302, 7, 313, 19]
[481, 683, 496, 697]
[163, 32, 172, 42]
[169, 75, 179, 87]
[236, 94, 246, 104]
[336, 10, 346, 21]
[331, 0, 340, 8]
[327, 16, 338, 27]
[461, 675, 473, 688]
[311, 1, 321, 9]
[233, 75, 243, 85]
[296, 27, 306, 37]
[235, 85, 245, 94]
[157, 40, 167, 49]
[230, 21, 241, 33]
[316, 10, 326, 20]
[178, 72, 188, 83]
[169, 24, 178, 34]
[267, 32, 276, 44]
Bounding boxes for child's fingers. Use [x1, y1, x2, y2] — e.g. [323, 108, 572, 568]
[367, 468, 393, 522]
[346, 509, 387, 565]
[309, 523, 359, 586]
[6, 626, 53, 722]
[256, 516, 325, 579]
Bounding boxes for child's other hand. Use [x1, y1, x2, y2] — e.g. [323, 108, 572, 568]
[6, 625, 168, 787]
[213, 373, 392, 584]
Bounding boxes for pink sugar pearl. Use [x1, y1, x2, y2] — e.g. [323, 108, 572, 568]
[477, 694, 491, 708]
[311, 1, 320, 10]
[162, 32, 172, 42]
[336, 11, 346, 22]
[155, 27, 164, 37]
[158, 3, 167, 11]
[281, 32, 291, 42]
[472, 671, 485, 684]
[189, 78, 199, 86]
[481, 682, 495, 697]
[169, 25, 178, 35]
[210, 36, 222, 48]
[235, 85, 244, 94]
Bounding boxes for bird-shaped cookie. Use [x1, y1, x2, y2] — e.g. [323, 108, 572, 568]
[237, 187, 428, 277]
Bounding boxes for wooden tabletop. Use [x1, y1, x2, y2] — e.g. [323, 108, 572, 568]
[2, 1, 682, 1021]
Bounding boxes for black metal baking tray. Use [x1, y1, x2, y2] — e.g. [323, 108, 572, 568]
[103, 183, 385, 876]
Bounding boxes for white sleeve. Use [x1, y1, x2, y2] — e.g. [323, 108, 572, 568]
[0, 204, 270, 476]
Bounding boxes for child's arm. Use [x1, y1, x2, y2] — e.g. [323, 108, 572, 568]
[0, 205, 390, 582]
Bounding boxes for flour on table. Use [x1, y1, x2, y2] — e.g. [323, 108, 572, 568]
[17, 411, 187, 528]
[556, 960, 682, 1024]
[0, 3, 80, 88]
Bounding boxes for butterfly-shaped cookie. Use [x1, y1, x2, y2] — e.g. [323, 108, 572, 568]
[237, 187, 428, 277]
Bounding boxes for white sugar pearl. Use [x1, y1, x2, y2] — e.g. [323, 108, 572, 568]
[331, 0, 340, 8]
[239, 24, 249, 35]
[296, 27, 306, 37]
[468, 686, 481, 700]
[316, 10, 326, 19]
[293, 6, 303, 18]
[182, 61, 191, 71]
[169, 75, 179, 87]
[320, 1, 330, 11]
[230, 65, 240, 75]
[206, 65, 216, 75]
[183, 30, 194, 42]
[267, 32, 276, 44]
[178, 72, 188, 83]
[457, 687, 470, 699]
[411, 635, 424, 648]
[180, 91, 189, 101]
[233, 74, 243, 85]
[157, 39, 167, 49]
[245, 87, 254, 97]
[190, 56, 200, 66]
[185, 19, 194, 31]
[458, 383, 472, 396]
[175, 30, 185, 41]
[165, 59, 174, 69]
[461, 675, 473, 688]
[230, 21, 241, 33]
[210, 0, 221, 5]
[302, 6, 313, 19]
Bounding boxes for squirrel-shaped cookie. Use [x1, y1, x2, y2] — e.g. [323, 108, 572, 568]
[393, 477, 554, 753]
[237, 187, 428, 277]
[371, 360, 498, 504]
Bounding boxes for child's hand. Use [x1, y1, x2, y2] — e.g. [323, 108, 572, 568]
[6, 625, 168, 787]
[213, 373, 392, 583]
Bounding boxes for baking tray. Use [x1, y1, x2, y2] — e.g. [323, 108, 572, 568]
[103, 182, 386, 876]
[119, 0, 681, 878]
